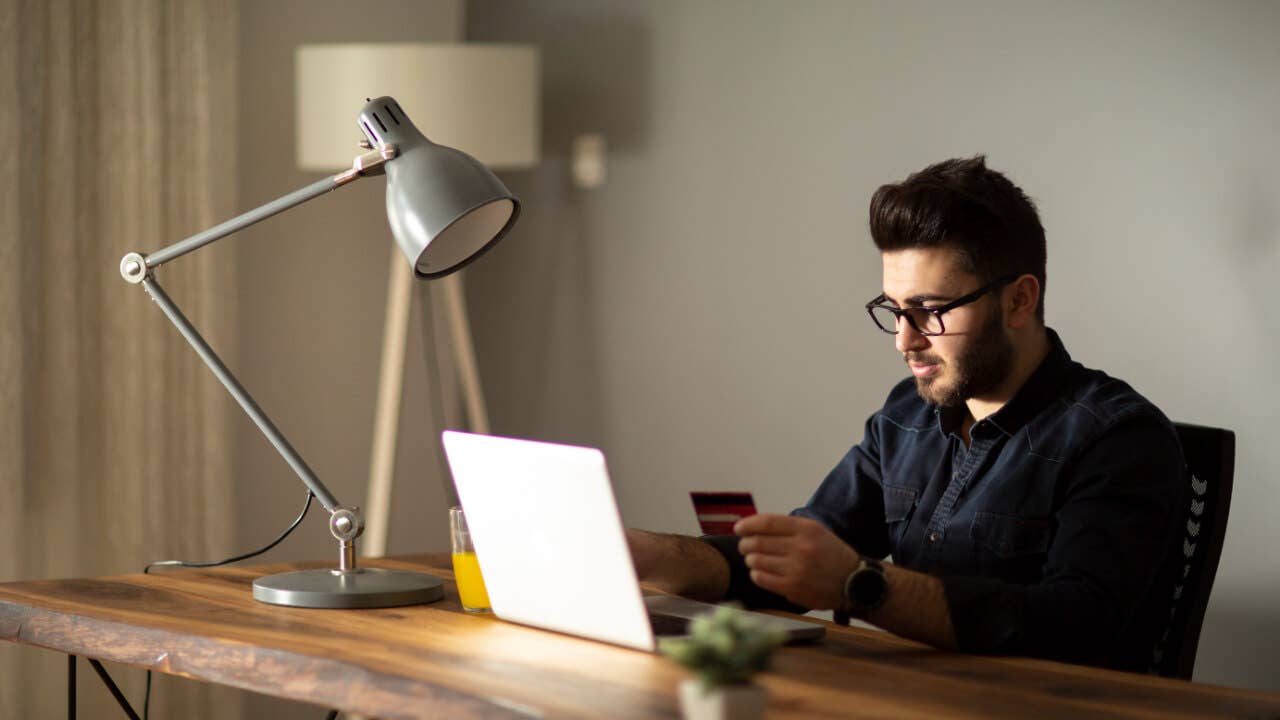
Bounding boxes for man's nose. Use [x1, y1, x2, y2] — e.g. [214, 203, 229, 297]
[895, 317, 930, 354]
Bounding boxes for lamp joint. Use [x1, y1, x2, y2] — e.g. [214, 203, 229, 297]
[329, 506, 364, 573]
[119, 252, 149, 284]
[329, 506, 364, 542]
[334, 144, 399, 186]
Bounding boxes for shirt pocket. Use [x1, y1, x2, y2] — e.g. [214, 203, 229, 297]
[883, 485, 919, 546]
[970, 512, 1052, 577]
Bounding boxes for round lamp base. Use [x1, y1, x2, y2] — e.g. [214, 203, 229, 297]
[252, 568, 444, 609]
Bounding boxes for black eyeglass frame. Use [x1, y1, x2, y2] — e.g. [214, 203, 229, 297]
[865, 274, 1020, 336]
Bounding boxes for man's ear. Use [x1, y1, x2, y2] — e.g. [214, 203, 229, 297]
[1005, 275, 1041, 329]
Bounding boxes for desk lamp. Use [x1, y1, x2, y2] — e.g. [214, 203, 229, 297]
[295, 43, 540, 558]
[119, 96, 519, 608]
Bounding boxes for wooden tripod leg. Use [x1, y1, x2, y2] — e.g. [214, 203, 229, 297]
[363, 258, 490, 558]
[363, 251, 412, 558]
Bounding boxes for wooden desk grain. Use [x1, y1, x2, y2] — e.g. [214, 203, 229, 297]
[0, 554, 1276, 719]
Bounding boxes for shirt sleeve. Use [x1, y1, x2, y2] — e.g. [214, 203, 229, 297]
[794, 412, 892, 560]
[940, 415, 1185, 667]
[699, 413, 890, 611]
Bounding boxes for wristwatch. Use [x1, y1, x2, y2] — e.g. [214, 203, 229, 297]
[842, 557, 888, 617]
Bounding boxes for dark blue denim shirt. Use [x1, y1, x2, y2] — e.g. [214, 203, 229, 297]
[705, 329, 1186, 672]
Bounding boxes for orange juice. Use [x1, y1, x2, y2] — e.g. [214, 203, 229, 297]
[451, 551, 491, 611]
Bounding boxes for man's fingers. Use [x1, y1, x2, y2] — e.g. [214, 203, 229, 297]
[748, 568, 788, 595]
[735, 512, 803, 536]
[737, 534, 789, 556]
[742, 551, 790, 576]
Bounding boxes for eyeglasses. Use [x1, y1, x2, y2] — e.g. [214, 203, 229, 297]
[865, 274, 1019, 336]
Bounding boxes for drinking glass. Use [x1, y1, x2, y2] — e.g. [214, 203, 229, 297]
[449, 506, 491, 613]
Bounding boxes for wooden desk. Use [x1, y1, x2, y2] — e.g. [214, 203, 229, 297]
[0, 554, 1276, 719]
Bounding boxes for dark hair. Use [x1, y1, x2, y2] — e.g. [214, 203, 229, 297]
[869, 156, 1046, 322]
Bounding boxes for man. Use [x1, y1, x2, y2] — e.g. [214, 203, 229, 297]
[628, 156, 1186, 672]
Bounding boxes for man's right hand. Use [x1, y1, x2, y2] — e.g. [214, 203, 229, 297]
[625, 528, 731, 601]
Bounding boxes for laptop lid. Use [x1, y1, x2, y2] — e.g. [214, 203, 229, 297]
[441, 430, 658, 650]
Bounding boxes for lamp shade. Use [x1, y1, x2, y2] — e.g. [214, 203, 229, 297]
[297, 44, 540, 171]
[296, 44, 539, 277]
[357, 96, 519, 279]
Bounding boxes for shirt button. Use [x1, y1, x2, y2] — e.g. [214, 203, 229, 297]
[929, 532, 941, 543]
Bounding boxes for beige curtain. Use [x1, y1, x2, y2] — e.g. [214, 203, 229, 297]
[0, 0, 240, 717]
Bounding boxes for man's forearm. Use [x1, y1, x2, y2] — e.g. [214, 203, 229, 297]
[626, 529, 730, 601]
[860, 563, 958, 650]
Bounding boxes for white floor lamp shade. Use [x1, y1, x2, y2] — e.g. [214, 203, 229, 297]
[297, 44, 540, 170]
[295, 43, 540, 557]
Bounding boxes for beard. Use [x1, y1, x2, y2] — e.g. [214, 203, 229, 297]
[908, 305, 1013, 408]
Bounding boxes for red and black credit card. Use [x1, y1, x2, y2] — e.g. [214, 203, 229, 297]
[690, 492, 757, 535]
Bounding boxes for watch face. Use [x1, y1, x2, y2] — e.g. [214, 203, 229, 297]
[847, 563, 887, 610]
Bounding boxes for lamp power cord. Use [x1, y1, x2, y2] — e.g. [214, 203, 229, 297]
[139, 489, 317, 719]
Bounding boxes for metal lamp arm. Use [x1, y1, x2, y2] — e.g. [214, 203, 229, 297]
[136, 276, 342, 512]
[122, 145, 396, 277]
[117, 145, 398, 569]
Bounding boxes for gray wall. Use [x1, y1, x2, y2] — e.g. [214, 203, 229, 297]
[465, 0, 1280, 692]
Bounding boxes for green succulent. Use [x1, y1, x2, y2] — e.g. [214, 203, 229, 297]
[659, 604, 786, 690]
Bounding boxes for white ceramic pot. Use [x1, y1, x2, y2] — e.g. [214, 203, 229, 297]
[678, 679, 767, 720]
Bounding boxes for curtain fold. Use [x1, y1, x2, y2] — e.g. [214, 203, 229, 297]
[0, 1, 240, 717]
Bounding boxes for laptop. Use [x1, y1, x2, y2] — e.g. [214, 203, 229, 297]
[441, 430, 824, 651]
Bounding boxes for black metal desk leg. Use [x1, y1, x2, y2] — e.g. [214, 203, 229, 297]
[87, 659, 142, 720]
[68, 655, 76, 720]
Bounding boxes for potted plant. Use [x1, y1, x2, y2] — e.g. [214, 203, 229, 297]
[659, 604, 786, 720]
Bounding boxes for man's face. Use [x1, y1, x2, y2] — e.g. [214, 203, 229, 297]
[879, 249, 1014, 407]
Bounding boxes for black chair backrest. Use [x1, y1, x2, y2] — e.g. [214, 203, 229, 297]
[1149, 422, 1235, 679]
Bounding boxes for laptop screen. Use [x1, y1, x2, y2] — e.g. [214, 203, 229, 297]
[441, 431, 657, 650]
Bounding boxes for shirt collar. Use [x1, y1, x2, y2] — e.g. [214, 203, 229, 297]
[934, 328, 1074, 438]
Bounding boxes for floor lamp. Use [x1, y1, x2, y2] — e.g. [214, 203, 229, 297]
[296, 44, 541, 557]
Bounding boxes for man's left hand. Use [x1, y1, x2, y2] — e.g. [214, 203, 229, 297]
[734, 513, 860, 610]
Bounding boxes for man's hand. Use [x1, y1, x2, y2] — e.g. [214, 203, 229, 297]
[735, 513, 860, 610]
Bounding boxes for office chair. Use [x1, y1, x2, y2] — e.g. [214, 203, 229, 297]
[1149, 422, 1235, 679]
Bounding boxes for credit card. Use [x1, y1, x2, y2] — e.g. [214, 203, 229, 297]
[690, 491, 757, 535]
